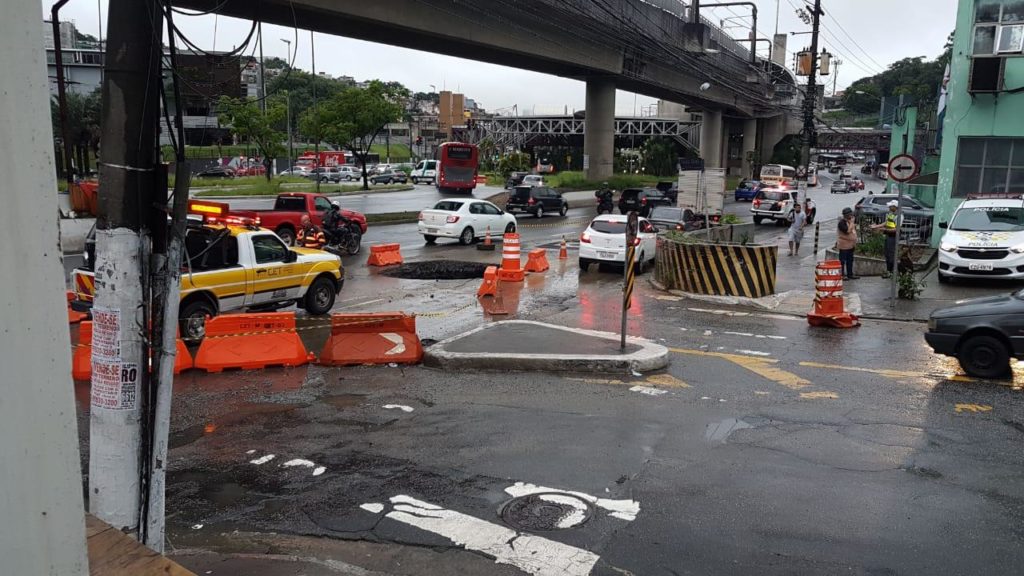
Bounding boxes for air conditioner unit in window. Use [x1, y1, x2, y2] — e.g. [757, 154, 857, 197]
[968, 56, 1005, 94]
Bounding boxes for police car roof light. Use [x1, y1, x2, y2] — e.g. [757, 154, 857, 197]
[966, 192, 1024, 200]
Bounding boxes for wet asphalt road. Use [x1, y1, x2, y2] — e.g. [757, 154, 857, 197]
[69, 166, 1024, 575]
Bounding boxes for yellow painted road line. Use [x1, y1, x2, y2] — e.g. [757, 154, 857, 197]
[798, 361, 923, 379]
[671, 348, 811, 390]
[955, 403, 992, 413]
[645, 374, 690, 388]
[800, 391, 839, 399]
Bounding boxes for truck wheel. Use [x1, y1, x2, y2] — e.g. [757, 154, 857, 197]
[179, 299, 215, 342]
[304, 276, 337, 315]
[459, 227, 475, 245]
[276, 227, 296, 246]
[958, 334, 1010, 379]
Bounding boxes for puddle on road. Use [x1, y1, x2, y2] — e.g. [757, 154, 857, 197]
[705, 418, 754, 443]
[323, 393, 368, 409]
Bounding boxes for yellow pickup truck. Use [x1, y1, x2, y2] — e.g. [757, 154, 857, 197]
[71, 203, 344, 340]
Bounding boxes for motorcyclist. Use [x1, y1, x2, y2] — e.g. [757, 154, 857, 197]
[595, 182, 614, 213]
[803, 197, 817, 224]
[322, 201, 348, 244]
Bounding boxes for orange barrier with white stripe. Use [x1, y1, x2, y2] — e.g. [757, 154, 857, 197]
[318, 313, 423, 366]
[72, 322, 193, 380]
[807, 260, 859, 328]
[67, 291, 88, 324]
[497, 233, 524, 282]
[194, 312, 308, 372]
[367, 243, 404, 266]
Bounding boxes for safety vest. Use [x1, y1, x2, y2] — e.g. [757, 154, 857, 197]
[885, 212, 898, 234]
[297, 227, 325, 249]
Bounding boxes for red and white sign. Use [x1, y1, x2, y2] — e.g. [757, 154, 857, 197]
[887, 154, 919, 183]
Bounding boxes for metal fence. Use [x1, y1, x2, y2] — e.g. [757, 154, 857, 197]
[855, 214, 935, 246]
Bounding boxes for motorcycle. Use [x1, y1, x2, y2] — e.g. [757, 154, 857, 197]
[595, 190, 614, 214]
[323, 217, 362, 256]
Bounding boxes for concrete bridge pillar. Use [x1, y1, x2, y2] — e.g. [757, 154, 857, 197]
[742, 118, 757, 179]
[760, 115, 789, 164]
[700, 109, 723, 168]
[583, 79, 615, 181]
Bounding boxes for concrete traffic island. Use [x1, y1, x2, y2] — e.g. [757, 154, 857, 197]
[423, 320, 670, 373]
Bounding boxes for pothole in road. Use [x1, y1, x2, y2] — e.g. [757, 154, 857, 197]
[499, 492, 594, 531]
[381, 260, 492, 280]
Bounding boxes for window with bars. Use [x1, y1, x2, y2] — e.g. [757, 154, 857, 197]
[974, 0, 1024, 54]
[954, 138, 1024, 197]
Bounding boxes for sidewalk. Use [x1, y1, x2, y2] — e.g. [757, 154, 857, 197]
[659, 218, 1019, 322]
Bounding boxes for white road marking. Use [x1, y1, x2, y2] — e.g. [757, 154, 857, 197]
[724, 331, 754, 337]
[191, 524, 203, 530]
[688, 307, 751, 317]
[630, 385, 668, 396]
[313, 466, 326, 476]
[249, 454, 275, 465]
[245, 449, 256, 455]
[360, 503, 385, 514]
[734, 349, 772, 357]
[723, 331, 787, 341]
[383, 404, 414, 412]
[377, 495, 600, 576]
[338, 298, 387, 310]
[283, 458, 316, 469]
[381, 332, 407, 355]
[505, 482, 640, 522]
[535, 494, 589, 528]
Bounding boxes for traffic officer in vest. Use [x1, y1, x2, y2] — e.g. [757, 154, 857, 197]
[871, 200, 900, 278]
[296, 214, 325, 249]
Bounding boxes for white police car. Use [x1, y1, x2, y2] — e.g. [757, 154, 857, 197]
[937, 195, 1024, 283]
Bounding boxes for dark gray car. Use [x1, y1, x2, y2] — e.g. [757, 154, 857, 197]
[855, 193, 935, 242]
[925, 291, 1024, 378]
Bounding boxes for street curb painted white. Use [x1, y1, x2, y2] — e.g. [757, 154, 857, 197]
[423, 320, 670, 374]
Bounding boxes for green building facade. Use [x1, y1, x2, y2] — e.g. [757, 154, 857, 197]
[934, 0, 1024, 242]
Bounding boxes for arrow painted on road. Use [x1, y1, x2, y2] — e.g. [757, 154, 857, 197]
[381, 332, 406, 356]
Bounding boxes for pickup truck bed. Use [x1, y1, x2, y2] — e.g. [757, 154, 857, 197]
[233, 192, 367, 247]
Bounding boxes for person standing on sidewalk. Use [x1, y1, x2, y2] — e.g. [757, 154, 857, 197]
[871, 200, 899, 278]
[788, 203, 806, 256]
[837, 207, 859, 280]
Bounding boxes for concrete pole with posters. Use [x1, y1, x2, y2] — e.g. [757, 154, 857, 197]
[89, 0, 163, 534]
[584, 78, 615, 180]
[700, 109, 724, 168]
[0, 2, 89, 572]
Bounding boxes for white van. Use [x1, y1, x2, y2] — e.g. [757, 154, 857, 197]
[411, 160, 439, 184]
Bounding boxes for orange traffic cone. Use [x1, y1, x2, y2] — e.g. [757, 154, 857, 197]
[558, 236, 568, 260]
[477, 226, 495, 251]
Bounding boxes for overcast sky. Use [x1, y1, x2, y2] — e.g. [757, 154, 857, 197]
[47, 0, 957, 115]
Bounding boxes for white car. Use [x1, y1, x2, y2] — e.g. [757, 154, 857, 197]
[375, 163, 393, 174]
[337, 166, 360, 181]
[841, 168, 853, 178]
[938, 197, 1024, 282]
[418, 199, 517, 245]
[579, 214, 657, 272]
[411, 159, 438, 184]
[521, 175, 545, 187]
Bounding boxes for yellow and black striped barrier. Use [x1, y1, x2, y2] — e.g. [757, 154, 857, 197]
[624, 243, 636, 309]
[655, 236, 778, 298]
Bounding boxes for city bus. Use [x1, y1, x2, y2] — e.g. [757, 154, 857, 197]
[436, 142, 479, 194]
[759, 164, 796, 188]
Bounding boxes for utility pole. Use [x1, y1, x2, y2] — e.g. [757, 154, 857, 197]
[800, 0, 824, 188]
[832, 58, 843, 97]
[89, 0, 162, 535]
[311, 30, 319, 193]
[281, 38, 293, 171]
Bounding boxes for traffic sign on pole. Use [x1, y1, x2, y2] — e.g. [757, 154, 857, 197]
[887, 154, 919, 182]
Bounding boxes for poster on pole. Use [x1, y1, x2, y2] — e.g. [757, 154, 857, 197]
[91, 306, 120, 361]
[89, 306, 137, 411]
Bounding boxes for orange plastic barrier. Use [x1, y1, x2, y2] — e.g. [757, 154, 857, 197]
[69, 180, 99, 215]
[558, 237, 568, 260]
[72, 321, 93, 381]
[67, 291, 88, 324]
[475, 175, 488, 184]
[194, 312, 308, 372]
[524, 248, 550, 273]
[367, 243, 404, 266]
[477, 265, 499, 297]
[318, 313, 423, 366]
[807, 260, 859, 328]
[497, 233, 524, 282]
[72, 321, 193, 380]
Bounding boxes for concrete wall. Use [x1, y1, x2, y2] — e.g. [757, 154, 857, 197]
[1, 2, 89, 573]
[934, 0, 1024, 240]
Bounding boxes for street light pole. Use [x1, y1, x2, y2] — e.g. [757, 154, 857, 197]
[281, 38, 293, 171]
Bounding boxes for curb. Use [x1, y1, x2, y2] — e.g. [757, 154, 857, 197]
[423, 320, 670, 373]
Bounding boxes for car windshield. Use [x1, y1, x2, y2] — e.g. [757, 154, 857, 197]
[950, 206, 1024, 231]
[511, 187, 533, 200]
[757, 191, 788, 201]
[591, 220, 627, 234]
[433, 201, 464, 212]
[740, 181, 760, 189]
[650, 207, 683, 220]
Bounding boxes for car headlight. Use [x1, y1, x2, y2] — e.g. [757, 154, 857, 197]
[939, 241, 958, 253]
[1011, 244, 1024, 254]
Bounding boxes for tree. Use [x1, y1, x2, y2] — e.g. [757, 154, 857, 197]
[216, 96, 286, 181]
[497, 152, 531, 177]
[50, 88, 101, 177]
[641, 137, 679, 177]
[842, 83, 881, 114]
[303, 81, 408, 189]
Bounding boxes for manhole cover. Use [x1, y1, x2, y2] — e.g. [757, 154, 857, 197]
[499, 492, 593, 531]
[381, 260, 492, 280]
